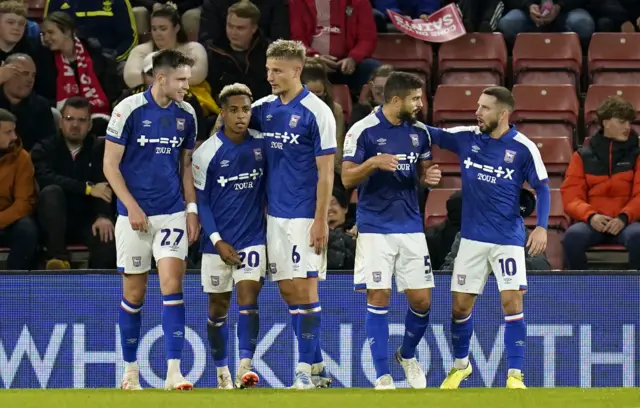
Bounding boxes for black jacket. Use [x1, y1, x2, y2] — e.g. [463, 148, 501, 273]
[505, 0, 587, 11]
[327, 228, 356, 270]
[206, 32, 272, 102]
[30, 134, 113, 221]
[587, 0, 640, 27]
[131, 0, 203, 14]
[198, 0, 290, 45]
[0, 87, 56, 152]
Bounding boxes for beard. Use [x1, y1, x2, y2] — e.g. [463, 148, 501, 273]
[479, 118, 499, 134]
[0, 141, 16, 154]
[398, 107, 418, 123]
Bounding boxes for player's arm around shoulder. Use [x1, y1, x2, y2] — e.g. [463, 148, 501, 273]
[415, 121, 477, 154]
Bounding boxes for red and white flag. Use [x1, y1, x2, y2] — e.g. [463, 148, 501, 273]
[387, 3, 466, 43]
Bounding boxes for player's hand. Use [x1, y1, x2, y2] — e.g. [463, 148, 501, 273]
[91, 217, 114, 243]
[186, 213, 200, 244]
[603, 217, 626, 236]
[128, 205, 148, 233]
[373, 154, 399, 172]
[310, 218, 329, 255]
[90, 182, 112, 203]
[423, 164, 442, 186]
[215, 241, 242, 266]
[589, 214, 611, 232]
[526, 226, 547, 257]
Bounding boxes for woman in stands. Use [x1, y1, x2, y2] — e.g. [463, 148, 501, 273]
[40, 11, 118, 135]
[123, 4, 207, 89]
[301, 57, 346, 172]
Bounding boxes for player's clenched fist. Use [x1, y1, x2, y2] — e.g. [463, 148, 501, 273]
[423, 164, 442, 186]
[128, 205, 148, 232]
[373, 153, 399, 172]
[215, 241, 242, 266]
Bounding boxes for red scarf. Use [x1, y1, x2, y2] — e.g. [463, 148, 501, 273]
[54, 36, 110, 119]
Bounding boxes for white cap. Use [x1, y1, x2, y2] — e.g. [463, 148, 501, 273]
[143, 51, 160, 74]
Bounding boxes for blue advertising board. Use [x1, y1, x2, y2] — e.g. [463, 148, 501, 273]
[0, 273, 638, 389]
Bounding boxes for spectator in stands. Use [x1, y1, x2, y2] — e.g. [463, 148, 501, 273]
[327, 186, 356, 270]
[442, 189, 551, 271]
[561, 97, 640, 270]
[198, 0, 289, 45]
[45, 0, 138, 64]
[587, 0, 640, 32]
[498, 0, 595, 49]
[124, 4, 207, 88]
[0, 108, 37, 270]
[456, 0, 505, 32]
[131, 0, 202, 39]
[41, 12, 118, 135]
[205, 1, 270, 102]
[31, 96, 116, 270]
[301, 57, 345, 171]
[425, 190, 462, 271]
[0, 53, 55, 151]
[290, 0, 380, 96]
[119, 51, 209, 140]
[14, 0, 40, 38]
[350, 64, 393, 125]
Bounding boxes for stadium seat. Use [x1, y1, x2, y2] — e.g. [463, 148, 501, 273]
[511, 85, 579, 142]
[431, 145, 460, 175]
[529, 136, 573, 175]
[437, 176, 462, 189]
[372, 34, 433, 93]
[438, 33, 507, 86]
[424, 188, 458, 228]
[28, 0, 46, 20]
[512, 33, 582, 89]
[432, 85, 487, 126]
[332, 84, 352, 123]
[516, 123, 574, 141]
[544, 230, 565, 270]
[588, 33, 640, 85]
[584, 85, 640, 138]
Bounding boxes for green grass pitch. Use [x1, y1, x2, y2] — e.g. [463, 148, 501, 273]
[1, 388, 639, 408]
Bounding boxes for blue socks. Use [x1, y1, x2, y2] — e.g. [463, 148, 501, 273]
[162, 293, 185, 360]
[504, 313, 526, 371]
[451, 313, 473, 368]
[119, 298, 142, 363]
[401, 307, 430, 359]
[207, 314, 229, 367]
[297, 302, 322, 365]
[366, 304, 390, 378]
[238, 305, 259, 360]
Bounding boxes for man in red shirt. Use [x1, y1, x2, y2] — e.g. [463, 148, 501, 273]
[290, 0, 381, 96]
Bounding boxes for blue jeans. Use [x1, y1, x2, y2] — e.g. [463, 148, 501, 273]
[0, 216, 38, 270]
[328, 58, 382, 97]
[497, 8, 595, 48]
[562, 221, 640, 270]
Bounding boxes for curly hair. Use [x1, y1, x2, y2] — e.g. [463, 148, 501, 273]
[596, 96, 637, 125]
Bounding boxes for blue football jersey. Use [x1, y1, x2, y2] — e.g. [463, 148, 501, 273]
[192, 128, 266, 254]
[427, 125, 549, 246]
[106, 88, 197, 216]
[343, 109, 432, 234]
[250, 86, 337, 219]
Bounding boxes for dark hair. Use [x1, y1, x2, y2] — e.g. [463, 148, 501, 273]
[301, 58, 335, 111]
[43, 11, 76, 36]
[596, 96, 637, 125]
[0, 1, 27, 18]
[151, 5, 188, 46]
[370, 64, 394, 82]
[152, 49, 195, 72]
[482, 86, 515, 111]
[228, 0, 261, 25]
[0, 108, 16, 123]
[332, 186, 348, 209]
[383, 71, 424, 103]
[61, 96, 92, 116]
[218, 83, 253, 106]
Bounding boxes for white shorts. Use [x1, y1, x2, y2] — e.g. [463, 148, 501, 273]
[115, 211, 188, 274]
[266, 216, 326, 281]
[353, 233, 435, 292]
[451, 238, 528, 294]
[201, 245, 267, 293]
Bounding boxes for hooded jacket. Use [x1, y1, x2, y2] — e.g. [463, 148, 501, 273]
[0, 139, 37, 229]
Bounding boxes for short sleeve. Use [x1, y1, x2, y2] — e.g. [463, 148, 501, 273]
[106, 103, 133, 145]
[522, 143, 549, 189]
[342, 128, 367, 164]
[312, 107, 337, 157]
[192, 136, 220, 191]
[250, 96, 273, 132]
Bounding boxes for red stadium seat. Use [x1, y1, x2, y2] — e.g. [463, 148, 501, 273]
[437, 176, 462, 189]
[529, 136, 573, 175]
[438, 33, 507, 86]
[424, 188, 458, 228]
[513, 33, 582, 89]
[28, 0, 46, 20]
[332, 84, 352, 123]
[545, 230, 565, 270]
[511, 85, 579, 142]
[516, 123, 574, 140]
[431, 145, 460, 175]
[588, 33, 640, 84]
[432, 85, 488, 126]
[372, 34, 433, 93]
[584, 85, 640, 137]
